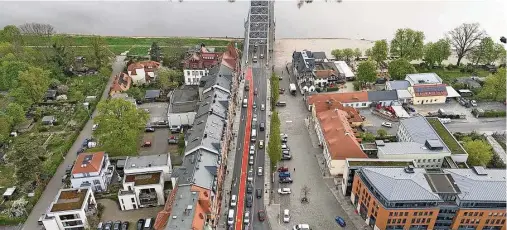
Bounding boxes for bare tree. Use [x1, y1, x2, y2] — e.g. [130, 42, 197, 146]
[18, 22, 56, 37]
[447, 23, 485, 66]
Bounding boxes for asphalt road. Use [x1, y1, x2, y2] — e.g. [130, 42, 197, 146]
[22, 56, 126, 230]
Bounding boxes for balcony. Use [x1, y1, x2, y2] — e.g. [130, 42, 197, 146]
[139, 192, 158, 206]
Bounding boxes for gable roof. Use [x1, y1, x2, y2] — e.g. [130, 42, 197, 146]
[312, 100, 363, 123]
[72, 152, 105, 174]
[308, 91, 368, 105]
[317, 109, 367, 160]
[412, 84, 448, 97]
[361, 167, 441, 201]
[367, 90, 398, 101]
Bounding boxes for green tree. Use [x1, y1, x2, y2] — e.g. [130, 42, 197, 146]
[357, 60, 377, 85]
[68, 90, 84, 102]
[342, 48, 355, 63]
[6, 103, 26, 127]
[423, 39, 451, 67]
[89, 36, 112, 69]
[268, 111, 282, 170]
[464, 139, 493, 166]
[496, 43, 506, 64]
[149, 42, 162, 62]
[487, 153, 506, 169]
[178, 133, 185, 155]
[0, 60, 30, 90]
[157, 68, 181, 93]
[50, 35, 75, 73]
[162, 49, 185, 70]
[270, 72, 280, 108]
[0, 25, 23, 46]
[448, 23, 485, 66]
[371, 40, 389, 65]
[11, 66, 51, 107]
[478, 68, 506, 101]
[126, 87, 144, 100]
[94, 98, 149, 156]
[360, 132, 376, 142]
[0, 115, 11, 142]
[376, 129, 388, 138]
[467, 37, 497, 65]
[365, 48, 373, 57]
[390, 28, 425, 61]
[331, 49, 344, 61]
[354, 48, 362, 60]
[15, 156, 42, 184]
[388, 58, 417, 80]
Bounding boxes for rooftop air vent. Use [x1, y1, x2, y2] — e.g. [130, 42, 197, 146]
[404, 165, 415, 173]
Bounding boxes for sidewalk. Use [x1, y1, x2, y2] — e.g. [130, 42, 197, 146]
[485, 135, 507, 164]
[217, 79, 245, 230]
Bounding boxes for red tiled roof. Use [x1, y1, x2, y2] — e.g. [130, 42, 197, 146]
[308, 91, 368, 105]
[314, 69, 336, 79]
[313, 100, 363, 123]
[413, 84, 448, 97]
[72, 152, 105, 174]
[317, 110, 367, 160]
[127, 61, 160, 74]
[110, 73, 131, 95]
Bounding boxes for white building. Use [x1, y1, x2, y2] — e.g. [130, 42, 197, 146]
[333, 61, 355, 81]
[127, 61, 160, 85]
[42, 187, 97, 230]
[118, 154, 171, 211]
[70, 152, 113, 192]
[376, 141, 451, 168]
[182, 46, 220, 86]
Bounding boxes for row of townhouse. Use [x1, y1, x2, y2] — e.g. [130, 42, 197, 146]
[154, 44, 240, 230]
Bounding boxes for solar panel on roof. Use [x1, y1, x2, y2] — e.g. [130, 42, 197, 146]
[472, 166, 488, 175]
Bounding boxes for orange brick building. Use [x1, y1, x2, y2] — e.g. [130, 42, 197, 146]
[351, 166, 506, 230]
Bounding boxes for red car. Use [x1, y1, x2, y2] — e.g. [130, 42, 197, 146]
[142, 141, 152, 147]
[277, 167, 289, 172]
[258, 210, 266, 221]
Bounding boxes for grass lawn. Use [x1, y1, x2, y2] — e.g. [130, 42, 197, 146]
[429, 68, 491, 83]
[0, 164, 16, 187]
[427, 118, 467, 155]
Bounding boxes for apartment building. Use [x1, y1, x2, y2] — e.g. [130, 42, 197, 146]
[351, 166, 506, 230]
[70, 152, 113, 192]
[42, 187, 97, 230]
[182, 44, 220, 86]
[118, 154, 171, 210]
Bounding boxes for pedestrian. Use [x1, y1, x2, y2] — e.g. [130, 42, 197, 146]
[294, 168, 296, 172]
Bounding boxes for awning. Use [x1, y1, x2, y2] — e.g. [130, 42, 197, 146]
[392, 105, 411, 118]
[446, 86, 461, 98]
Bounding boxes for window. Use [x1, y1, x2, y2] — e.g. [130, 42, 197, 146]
[389, 212, 393, 216]
[474, 212, 478, 216]
[131, 198, 135, 203]
[388, 219, 391, 224]
[405, 212, 409, 216]
[362, 103, 367, 106]
[397, 219, 401, 224]
[186, 71, 190, 75]
[424, 212, 428, 216]
[429, 212, 433, 216]
[402, 219, 406, 224]
[415, 212, 418, 216]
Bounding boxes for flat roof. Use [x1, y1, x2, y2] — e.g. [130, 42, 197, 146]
[125, 172, 162, 186]
[50, 188, 89, 212]
[425, 173, 461, 194]
[165, 186, 199, 230]
[124, 154, 169, 170]
[378, 142, 449, 155]
[426, 118, 467, 155]
[348, 160, 412, 167]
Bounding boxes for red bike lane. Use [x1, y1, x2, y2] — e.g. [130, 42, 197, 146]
[235, 68, 253, 230]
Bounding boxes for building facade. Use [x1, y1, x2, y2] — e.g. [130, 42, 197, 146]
[70, 152, 113, 192]
[127, 61, 160, 85]
[42, 187, 97, 230]
[182, 44, 220, 86]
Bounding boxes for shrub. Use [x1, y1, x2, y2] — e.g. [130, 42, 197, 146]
[326, 87, 339, 92]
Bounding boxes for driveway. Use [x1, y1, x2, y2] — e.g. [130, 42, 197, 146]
[139, 128, 169, 156]
[98, 199, 162, 230]
[22, 56, 127, 230]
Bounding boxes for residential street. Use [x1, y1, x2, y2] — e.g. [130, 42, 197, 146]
[22, 56, 126, 230]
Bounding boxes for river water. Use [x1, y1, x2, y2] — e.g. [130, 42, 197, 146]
[0, 0, 505, 42]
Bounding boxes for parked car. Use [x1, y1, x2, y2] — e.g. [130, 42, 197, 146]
[258, 210, 266, 221]
[335, 216, 346, 227]
[168, 136, 179, 144]
[280, 177, 293, 183]
[279, 172, 291, 178]
[260, 122, 265, 131]
[281, 154, 292, 160]
[142, 141, 152, 147]
[276, 101, 287, 107]
[278, 188, 292, 195]
[250, 145, 255, 155]
[258, 140, 264, 149]
[121, 221, 129, 230]
[136, 219, 145, 230]
[113, 221, 121, 230]
[230, 195, 237, 207]
[104, 221, 113, 230]
[248, 170, 253, 181]
[254, 88, 258, 95]
[92, 124, 98, 131]
[282, 150, 290, 155]
[293, 224, 310, 230]
[257, 167, 263, 176]
[277, 167, 289, 172]
[246, 194, 253, 207]
[145, 127, 155, 132]
[470, 100, 478, 107]
[281, 144, 289, 150]
[261, 104, 265, 111]
[65, 164, 73, 174]
[247, 183, 253, 194]
[82, 138, 90, 148]
[381, 122, 392, 128]
[283, 209, 290, 223]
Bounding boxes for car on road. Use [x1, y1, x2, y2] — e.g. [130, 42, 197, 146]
[278, 188, 292, 195]
[246, 194, 253, 207]
[283, 209, 290, 223]
[247, 183, 253, 194]
[260, 53, 264, 59]
[250, 145, 255, 155]
[258, 210, 266, 221]
[248, 170, 253, 182]
[249, 156, 254, 165]
[136, 219, 144, 230]
[279, 177, 293, 183]
[261, 104, 265, 111]
[260, 122, 265, 131]
[230, 195, 237, 206]
[470, 100, 478, 107]
[381, 122, 392, 128]
[257, 167, 263, 176]
[281, 154, 292, 160]
[293, 224, 310, 230]
[104, 221, 113, 230]
[145, 127, 155, 132]
[113, 221, 121, 230]
[258, 140, 264, 149]
[256, 188, 263, 198]
[254, 88, 258, 95]
[244, 211, 250, 225]
[335, 216, 346, 227]
[121, 221, 129, 230]
[278, 75, 283, 80]
[278, 167, 289, 172]
[253, 56, 258, 62]
[253, 101, 257, 109]
[276, 101, 287, 107]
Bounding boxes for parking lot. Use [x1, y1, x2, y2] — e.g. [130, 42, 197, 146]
[99, 199, 162, 230]
[138, 102, 168, 125]
[140, 128, 170, 156]
[272, 66, 355, 230]
[359, 109, 399, 136]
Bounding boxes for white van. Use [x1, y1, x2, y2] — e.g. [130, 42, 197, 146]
[227, 209, 235, 225]
[230, 195, 237, 207]
[144, 218, 153, 229]
[251, 129, 257, 142]
[243, 99, 248, 108]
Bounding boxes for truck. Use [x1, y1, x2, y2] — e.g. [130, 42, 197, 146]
[289, 84, 297, 95]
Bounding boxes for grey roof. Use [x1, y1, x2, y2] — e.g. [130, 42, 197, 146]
[405, 73, 443, 86]
[165, 185, 199, 230]
[124, 154, 169, 171]
[398, 116, 449, 152]
[424, 173, 461, 194]
[378, 142, 450, 155]
[454, 77, 482, 89]
[361, 167, 441, 201]
[145, 89, 161, 99]
[367, 90, 398, 101]
[169, 86, 199, 113]
[443, 168, 506, 202]
[46, 90, 57, 98]
[175, 149, 218, 190]
[312, 51, 327, 60]
[42, 116, 55, 122]
[185, 112, 225, 154]
[386, 80, 411, 90]
[292, 50, 316, 74]
[195, 90, 229, 119]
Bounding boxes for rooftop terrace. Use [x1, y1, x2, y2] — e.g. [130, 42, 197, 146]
[427, 118, 467, 155]
[50, 189, 88, 212]
[125, 172, 161, 186]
